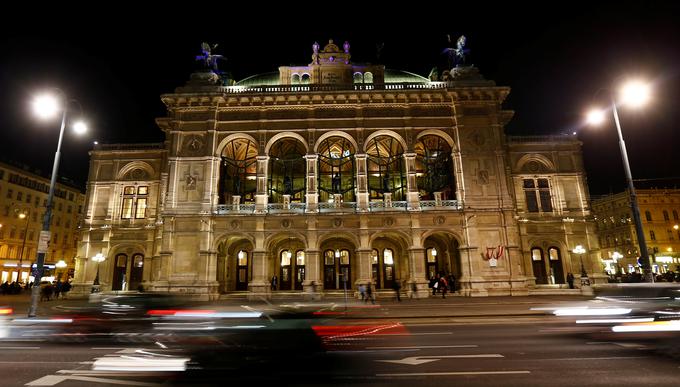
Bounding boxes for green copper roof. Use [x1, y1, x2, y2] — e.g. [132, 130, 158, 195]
[235, 72, 280, 86]
[384, 69, 428, 83]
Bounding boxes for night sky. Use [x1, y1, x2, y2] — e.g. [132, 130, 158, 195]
[1, 3, 678, 195]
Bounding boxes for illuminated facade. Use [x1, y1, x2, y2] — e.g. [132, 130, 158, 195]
[0, 161, 84, 284]
[72, 40, 601, 298]
[593, 189, 680, 275]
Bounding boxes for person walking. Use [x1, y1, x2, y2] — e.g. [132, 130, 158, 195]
[358, 283, 366, 301]
[270, 275, 278, 291]
[566, 272, 575, 289]
[365, 283, 375, 304]
[439, 276, 448, 299]
[392, 280, 402, 302]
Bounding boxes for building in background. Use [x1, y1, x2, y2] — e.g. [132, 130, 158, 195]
[72, 39, 601, 298]
[0, 161, 84, 285]
[593, 188, 680, 277]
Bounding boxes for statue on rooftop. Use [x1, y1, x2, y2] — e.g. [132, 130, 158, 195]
[196, 42, 225, 72]
[442, 35, 470, 68]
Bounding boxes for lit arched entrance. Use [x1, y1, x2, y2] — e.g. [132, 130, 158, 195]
[531, 244, 565, 285]
[370, 234, 409, 289]
[423, 233, 461, 281]
[271, 237, 306, 291]
[320, 238, 355, 290]
[111, 249, 145, 291]
[217, 238, 253, 292]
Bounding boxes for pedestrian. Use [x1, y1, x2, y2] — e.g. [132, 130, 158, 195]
[365, 283, 375, 304]
[54, 281, 62, 300]
[392, 280, 402, 302]
[61, 280, 71, 299]
[439, 276, 448, 299]
[270, 275, 278, 291]
[409, 282, 417, 299]
[448, 274, 457, 293]
[566, 272, 575, 289]
[358, 284, 366, 301]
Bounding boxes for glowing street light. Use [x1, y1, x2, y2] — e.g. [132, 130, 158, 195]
[586, 79, 654, 283]
[55, 259, 67, 281]
[28, 90, 88, 317]
[573, 245, 589, 286]
[91, 253, 106, 293]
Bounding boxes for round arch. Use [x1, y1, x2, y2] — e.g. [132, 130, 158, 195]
[314, 131, 359, 154]
[265, 132, 309, 155]
[116, 161, 155, 180]
[516, 154, 556, 172]
[264, 231, 308, 252]
[317, 231, 360, 250]
[215, 133, 259, 156]
[213, 232, 256, 251]
[415, 129, 456, 149]
[420, 229, 464, 247]
[363, 130, 407, 153]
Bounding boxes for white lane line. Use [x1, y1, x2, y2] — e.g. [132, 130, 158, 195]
[26, 375, 163, 386]
[377, 354, 503, 365]
[377, 370, 531, 377]
[367, 345, 478, 349]
[535, 356, 649, 361]
[0, 346, 40, 350]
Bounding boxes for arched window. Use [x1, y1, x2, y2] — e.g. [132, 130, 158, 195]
[220, 138, 258, 204]
[291, 74, 301, 84]
[673, 210, 679, 220]
[415, 134, 454, 200]
[366, 135, 406, 201]
[364, 72, 373, 83]
[317, 136, 356, 203]
[645, 211, 652, 222]
[353, 72, 363, 84]
[301, 74, 310, 84]
[268, 138, 307, 203]
[663, 210, 670, 221]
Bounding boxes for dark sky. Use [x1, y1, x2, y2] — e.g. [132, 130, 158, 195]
[1, 2, 678, 195]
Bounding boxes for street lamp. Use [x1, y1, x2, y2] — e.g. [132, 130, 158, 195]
[55, 259, 67, 282]
[573, 245, 589, 286]
[28, 90, 87, 317]
[16, 209, 30, 285]
[91, 253, 105, 293]
[586, 79, 654, 283]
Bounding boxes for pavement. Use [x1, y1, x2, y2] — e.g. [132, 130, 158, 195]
[0, 291, 592, 320]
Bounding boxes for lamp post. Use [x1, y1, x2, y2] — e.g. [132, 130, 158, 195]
[16, 209, 30, 285]
[55, 259, 67, 282]
[586, 80, 653, 283]
[612, 251, 623, 277]
[28, 91, 87, 317]
[91, 253, 105, 293]
[573, 245, 589, 286]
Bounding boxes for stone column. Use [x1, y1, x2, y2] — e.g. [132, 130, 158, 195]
[305, 154, 319, 213]
[403, 152, 420, 211]
[452, 150, 465, 204]
[355, 248, 373, 287]
[355, 154, 369, 212]
[408, 247, 430, 298]
[255, 156, 269, 214]
[303, 249, 321, 299]
[248, 249, 270, 300]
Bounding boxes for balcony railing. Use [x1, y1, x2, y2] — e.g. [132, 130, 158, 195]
[213, 200, 461, 215]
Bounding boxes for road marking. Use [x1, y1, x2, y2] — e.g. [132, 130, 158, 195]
[367, 345, 478, 349]
[0, 346, 40, 350]
[586, 342, 648, 348]
[377, 370, 531, 377]
[535, 356, 649, 361]
[26, 375, 163, 386]
[377, 354, 504, 365]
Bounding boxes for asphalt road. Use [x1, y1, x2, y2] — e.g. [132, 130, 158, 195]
[3, 316, 680, 386]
